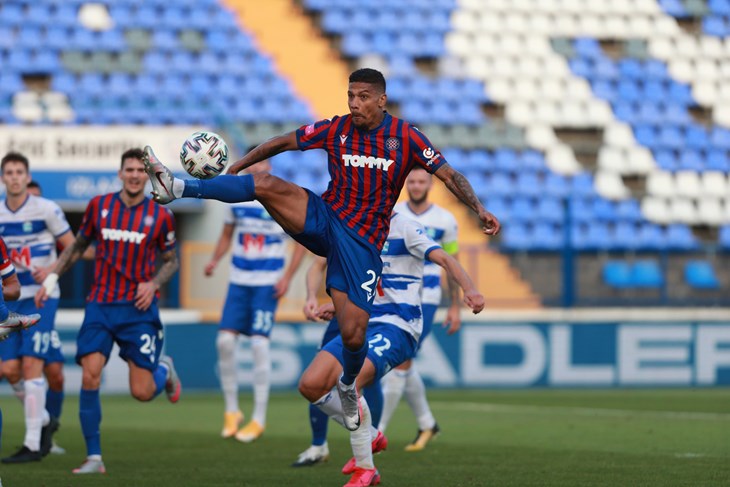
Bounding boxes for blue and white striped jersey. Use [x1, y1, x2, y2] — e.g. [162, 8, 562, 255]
[0, 195, 71, 300]
[225, 201, 289, 287]
[370, 213, 441, 342]
[393, 202, 458, 306]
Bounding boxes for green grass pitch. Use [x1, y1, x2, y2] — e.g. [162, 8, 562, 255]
[0, 389, 728, 486]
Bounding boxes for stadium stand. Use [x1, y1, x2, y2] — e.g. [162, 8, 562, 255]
[0, 0, 727, 306]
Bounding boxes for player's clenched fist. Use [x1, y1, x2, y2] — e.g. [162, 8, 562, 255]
[463, 289, 485, 314]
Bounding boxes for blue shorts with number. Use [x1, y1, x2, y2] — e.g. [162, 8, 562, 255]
[416, 304, 438, 353]
[76, 301, 163, 372]
[322, 321, 417, 381]
[0, 298, 64, 363]
[219, 284, 278, 337]
[291, 190, 383, 314]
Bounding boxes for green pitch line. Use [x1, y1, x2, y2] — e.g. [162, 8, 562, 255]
[0, 389, 727, 486]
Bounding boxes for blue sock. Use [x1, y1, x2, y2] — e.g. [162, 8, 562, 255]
[182, 174, 255, 203]
[0, 303, 8, 322]
[363, 382, 383, 429]
[46, 388, 64, 420]
[79, 389, 102, 456]
[153, 363, 169, 398]
[340, 342, 368, 386]
[309, 403, 329, 446]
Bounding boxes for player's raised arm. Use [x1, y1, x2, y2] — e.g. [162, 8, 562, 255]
[426, 247, 485, 314]
[433, 163, 500, 236]
[36, 233, 92, 307]
[226, 132, 299, 175]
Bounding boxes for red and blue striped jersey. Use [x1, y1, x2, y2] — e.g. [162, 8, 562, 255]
[296, 112, 446, 250]
[0, 236, 16, 281]
[79, 192, 176, 303]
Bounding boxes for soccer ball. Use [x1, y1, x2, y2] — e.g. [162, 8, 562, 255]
[180, 131, 229, 179]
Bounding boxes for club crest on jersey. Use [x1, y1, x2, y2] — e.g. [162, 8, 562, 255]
[144, 215, 154, 227]
[340, 134, 348, 145]
[386, 137, 400, 151]
[22, 221, 32, 233]
[102, 209, 109, 218]
[342, 154, 394, 171]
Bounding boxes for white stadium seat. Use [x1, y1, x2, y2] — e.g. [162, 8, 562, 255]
[646, 171, 676, 198]
[701, 172, 730, 199]
[641, 197, 672, 225]
[595, 171, 631, 200]
[670, 198, 699, 225]
[697, 198, 726, 226]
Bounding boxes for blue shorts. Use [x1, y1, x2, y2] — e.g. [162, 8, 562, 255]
[0, 298, 64, 364]
[76, 301, 163, 372]
[219, 284, 278, 337]
[291, 190, 383, 314]
[322, 321, 417, 381]
[416, 304, 438, 353]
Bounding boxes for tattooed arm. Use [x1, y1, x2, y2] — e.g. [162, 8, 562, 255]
[135, 248, 179, 311]
[35, 233, 92, 307]
[433, 163, 501, 235]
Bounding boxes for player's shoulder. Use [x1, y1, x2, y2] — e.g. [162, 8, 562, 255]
[430, 203, 457, 222]
[30, 194, 64, 212]
[391, 212, 426, 234]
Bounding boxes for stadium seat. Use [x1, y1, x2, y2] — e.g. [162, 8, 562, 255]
[684, 260, 721, 289]
[631, 260, 664, 288]
[666, 224, 700, 250]
[603, 260, 633, 288]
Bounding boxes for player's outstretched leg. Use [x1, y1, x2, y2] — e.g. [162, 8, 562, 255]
[143, 146, 255, 205]
[378, 369, 407, 434]
[75, 388, 105, 474]
[342, 397, 381, 487]
[0, 311, 41, 341]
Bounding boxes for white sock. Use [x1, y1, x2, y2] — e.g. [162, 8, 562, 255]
[351, 396, 374, 470]
[88, 454, 102, 461]
[24, 377, 48, 451]
[404, 365, 436, 430]
[314, 389, 347, 429]
[250, 335, 270, 426]
[11, 379, 25, 402]
[379, 369, 407, 434]
[172, 178, 185, 198]
[217, 331, 239, 413]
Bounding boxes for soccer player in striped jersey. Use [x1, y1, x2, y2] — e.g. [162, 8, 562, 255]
[143, 68, 500, 434]
[0, 234, 42, 485]
[297, 212, 484, 486]
[0, 152, 75, 463]
[35, 149, 181, 475]
[380, 166, 461, 450]
[205, 156, 306, 442]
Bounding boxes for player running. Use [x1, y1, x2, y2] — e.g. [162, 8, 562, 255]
[35, 149, 182, 474]
[298, 212, 484, 486]
[205, 155, 306, 442]
[379, 165, 461, 450]
[0, 152, 74, 463]
[143, 68, 499, 432]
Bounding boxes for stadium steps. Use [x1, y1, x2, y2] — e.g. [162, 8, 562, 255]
[222, 0, 349, 119]
[427, 184, 541, 308]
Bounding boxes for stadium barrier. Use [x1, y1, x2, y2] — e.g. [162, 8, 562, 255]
[1, 309, 727, 395]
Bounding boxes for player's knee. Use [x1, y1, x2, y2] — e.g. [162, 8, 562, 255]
[341, 331, 365, 351]
[81, 369, 102, 390]
[2, 364, 21, 384]
[298, 373, 323, 402]
[130, 382, 154, 402]
[216, 331, 236, 356]
[47, 372, 64, 391]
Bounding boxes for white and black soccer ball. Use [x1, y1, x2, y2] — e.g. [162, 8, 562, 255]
[180, 131, 229, 179]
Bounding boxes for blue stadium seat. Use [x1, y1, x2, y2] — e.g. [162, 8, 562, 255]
[583, 222, 612, 250]
[664, 104, 691, 125]
[571, 172, 595, 197]
[684, 125, 710, 150]
[544, 173, 569, 198]
[684, 260, 721, 289]
[654, 149, 679, 171]
[643, 60, 669, 81]
[618, 59, 644, 79]
[592, 80, 616, 102]
[657, 126, 684, 150]
[79, 74, 105, 96]
[637, 102, 663, 124]
[617, 79, 642, 102]
[642, 81, 668, 104]
[666, 224, 700, 250]
[709, 0, 730, 14]
[468, 151, 492, 171]
[707, 150, 730, 171]
[615, 200, 642, 222]
[531, 223, 563, 250]
[521, 150, 546, 171]
[482, 197, 510, 222]
[631, 260, 663, 288]
[516, 172, 541, 198]
[486, 172, 514, 197]
[0, 4, 24, 26]
[613, 102, 639, 125]
[660, 0, 689, 16]
[612, 221, 639, 250]
[535, 197, 563, 224]
[569, 59, 592, 78]
[493, 149, 518, 172]
[52, 5, 78, 28]
[592, 199, 617, 221]
[719, 225, 730, 250]
[16, 27, 44, 50]
[636, 223, 666, 250]
[603, 261, 633, 288]
[668, 83, 694, 105]
[501, 223, 531, 251]
[633, 125, 657, 148]
[569, 197, 594, 224]
[678, 149, 704, 171]
[703, 16, 728, 36]
[510, 197, 535, 223]
[710, 127, 730, 149]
